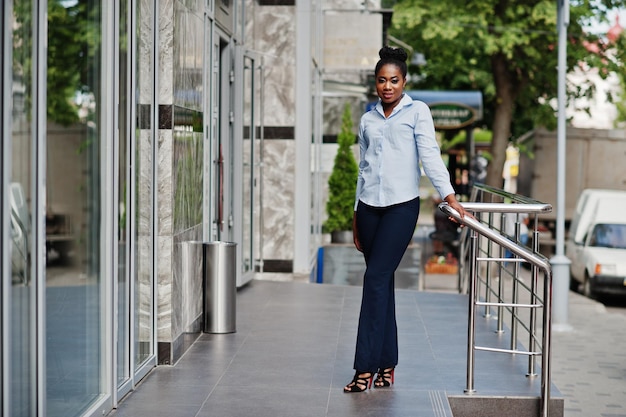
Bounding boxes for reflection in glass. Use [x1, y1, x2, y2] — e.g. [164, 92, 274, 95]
[45, 1, 104, 416]
[11, 1, 34, 415]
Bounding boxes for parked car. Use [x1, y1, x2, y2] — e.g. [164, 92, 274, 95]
[566, 189, 626, 297]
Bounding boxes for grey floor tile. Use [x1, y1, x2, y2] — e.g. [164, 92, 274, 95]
[111, 280, 565, 417]
[197, 386, 330, 417]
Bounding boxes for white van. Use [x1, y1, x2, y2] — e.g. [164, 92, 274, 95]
[566, 189, 626, 297]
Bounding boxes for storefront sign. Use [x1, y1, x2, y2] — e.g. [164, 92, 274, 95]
[429, 102, 476, 130]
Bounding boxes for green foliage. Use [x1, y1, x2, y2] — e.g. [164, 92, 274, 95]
[390, 0, 626, 185]
[611, 32, 626, 126]
[13, 0, 100, 126]
[324, 104, 359, 233]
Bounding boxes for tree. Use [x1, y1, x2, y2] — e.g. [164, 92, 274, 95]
[390, 0, 626, 187]
[13, 0, 99, 126]
[611, 30, 626, 126]
[324, 103, 359, 234]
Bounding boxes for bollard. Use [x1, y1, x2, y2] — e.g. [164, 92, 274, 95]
[203, 241, 237, 333]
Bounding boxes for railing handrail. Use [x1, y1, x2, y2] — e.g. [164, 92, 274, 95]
[460, 202, 552, 214]
[439, 203, 551, 274]
[438, 195, 554, 417]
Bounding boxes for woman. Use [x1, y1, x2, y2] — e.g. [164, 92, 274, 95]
[344, 46, 467, 393]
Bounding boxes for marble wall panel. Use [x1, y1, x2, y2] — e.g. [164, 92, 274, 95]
[158, 130, 174, 236]
[261, 140, 295, 260]
[157, 235, 173, 341]
[137, 235, 153, 343]
[174, 2, 203, 111]
[248, 6, 296, 127]
[159, 0, 175, 104]
[138, 0, 156, 104]
[137, 131, 153, 236]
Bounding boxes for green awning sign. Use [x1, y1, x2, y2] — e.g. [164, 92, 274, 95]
[429, 102, 476, 130]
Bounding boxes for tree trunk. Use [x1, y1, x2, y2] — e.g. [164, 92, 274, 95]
[486, 53, 516, 188]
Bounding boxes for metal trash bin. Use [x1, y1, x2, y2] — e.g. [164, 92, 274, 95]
[203, 241, 237, 333]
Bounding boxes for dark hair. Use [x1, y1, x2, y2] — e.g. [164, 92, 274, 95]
[375, 46, 408, 78]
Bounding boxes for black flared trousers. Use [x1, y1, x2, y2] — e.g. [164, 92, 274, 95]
[353, 197, 420, 372]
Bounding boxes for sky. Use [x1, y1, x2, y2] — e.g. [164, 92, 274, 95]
[586, 9, 625, 35]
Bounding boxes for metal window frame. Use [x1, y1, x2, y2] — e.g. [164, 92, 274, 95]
[1, 1, 9, 414]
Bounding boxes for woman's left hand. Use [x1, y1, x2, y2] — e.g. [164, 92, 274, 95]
[444, 194, 470, 224]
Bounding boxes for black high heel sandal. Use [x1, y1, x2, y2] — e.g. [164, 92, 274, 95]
[343, 371, 373, 393]
[374, 367, 395, 388]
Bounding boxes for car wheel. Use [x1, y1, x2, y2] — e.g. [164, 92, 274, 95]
[583, 272, 595, 299]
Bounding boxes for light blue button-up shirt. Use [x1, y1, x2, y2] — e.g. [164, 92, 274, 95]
[354, 94, 455, 210]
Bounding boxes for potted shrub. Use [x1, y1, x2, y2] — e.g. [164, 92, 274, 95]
[324, 103, 359, 243]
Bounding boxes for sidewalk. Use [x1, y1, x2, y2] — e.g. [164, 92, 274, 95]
[110, 277, 560, 417]
[422, 268, 626, 417]
[109, 226, 626, 416]
[317, 229, 626, 417]
[550, 290, 626, 417]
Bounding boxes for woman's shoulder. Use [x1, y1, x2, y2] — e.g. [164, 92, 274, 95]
[405, 97, 429, 112]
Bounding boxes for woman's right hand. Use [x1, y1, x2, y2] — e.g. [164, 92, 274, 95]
[353, 213, 363, 252]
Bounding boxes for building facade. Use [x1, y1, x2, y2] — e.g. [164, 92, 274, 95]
[1, 0, 387, 416]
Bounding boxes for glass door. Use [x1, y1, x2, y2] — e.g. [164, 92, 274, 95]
[208, 32, 234, 243]
[45, 1, 107, 415]
[241, 52, 263, 284]
[8, 0, 36, 415]
[117, 0, 156, 402]
[131, 0, 156, 381]
[117, 0, 131, 396]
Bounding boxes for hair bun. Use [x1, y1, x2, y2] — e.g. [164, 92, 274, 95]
[379, 46, 408, 62]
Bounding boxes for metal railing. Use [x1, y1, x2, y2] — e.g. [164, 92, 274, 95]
[440, 184, 554, 417]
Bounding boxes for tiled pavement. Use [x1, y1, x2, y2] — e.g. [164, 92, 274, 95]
[110, 276, 569, 417]
[109, 224, 626, 416]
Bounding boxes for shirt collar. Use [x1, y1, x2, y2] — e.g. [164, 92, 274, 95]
[375, 94, 414, 118]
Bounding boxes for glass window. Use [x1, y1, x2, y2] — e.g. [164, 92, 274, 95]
[10, 0, 35, 415]
[45, 1, 105, 415]
[118, 0, 130, 387]
[590, 224, 626, 249]
[134, 0, 155, 371]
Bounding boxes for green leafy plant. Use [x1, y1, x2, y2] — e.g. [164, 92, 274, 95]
[324, 103, 359, 233]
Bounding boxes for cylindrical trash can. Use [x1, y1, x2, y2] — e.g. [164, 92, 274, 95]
[203, 241, 237, 333]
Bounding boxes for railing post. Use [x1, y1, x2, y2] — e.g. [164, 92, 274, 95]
[528, 217, 540, 377]
[441, 189, 554, 414]
[483, 212, 493, 317]
[465, 229, 478, 394]
[497, 213, 506, 333]
[541, 270, 553, 417]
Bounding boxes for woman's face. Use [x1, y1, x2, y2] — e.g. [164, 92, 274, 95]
[375, 64, 406, 109]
